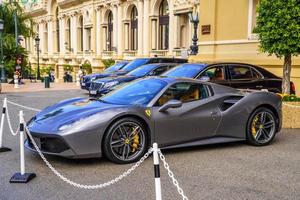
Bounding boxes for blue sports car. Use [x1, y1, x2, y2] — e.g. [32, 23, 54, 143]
[89, 63, 177, 97]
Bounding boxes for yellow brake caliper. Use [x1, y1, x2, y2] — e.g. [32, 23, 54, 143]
[251, 116, 259, 137]
[131, 127, 140, 153]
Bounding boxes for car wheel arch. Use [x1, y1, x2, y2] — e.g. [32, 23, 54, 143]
[102, 114, 152, 150]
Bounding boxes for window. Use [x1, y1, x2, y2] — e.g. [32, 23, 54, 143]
[44, 23, 48, 52]
[155, 82, 210, 106]
[251, 68, 262, 79]
[130, 6, 138, 51]
[229, 66, 253, 80]
[107, 11, 113, 51]
[164, 64, 205, 78]
[159, 0, 169, 50]
[65, 18, 71, 50]
[150, 66, 169, 76]
[199, 66, 226, 81]
[86, 28, 91, 50]
[78, 16, 83, 52]
[248, 0, 259, 39]
[55, 7, 60, 52]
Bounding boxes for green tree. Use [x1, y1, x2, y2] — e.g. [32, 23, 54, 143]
[255, 0, 300, 94]
[0, 2, 34, 78]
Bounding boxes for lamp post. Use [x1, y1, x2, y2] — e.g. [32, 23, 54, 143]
[0, 19, 6, 83]
[35, 35, 40, 80]
[189, 11, 199, 55]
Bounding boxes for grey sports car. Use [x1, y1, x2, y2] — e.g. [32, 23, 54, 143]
[26, 77, 282, 164]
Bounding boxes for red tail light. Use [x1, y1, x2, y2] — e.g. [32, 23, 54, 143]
[290, 82, 296, 94]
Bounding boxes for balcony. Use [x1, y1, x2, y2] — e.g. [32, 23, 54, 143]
[172, 48, 189, 58]
[123, 51, 137, 60]
[150, 50, 169, 57]
[102, 51, 114, 59]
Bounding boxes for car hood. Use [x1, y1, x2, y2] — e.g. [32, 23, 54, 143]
[28, 98, 126, 133]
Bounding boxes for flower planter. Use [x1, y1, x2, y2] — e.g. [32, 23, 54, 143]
[282, 102, 300, 128]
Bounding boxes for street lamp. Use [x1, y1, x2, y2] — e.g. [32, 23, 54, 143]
[0, 19, 7, 83]
[35, 35, 41, 80]
[189, 11, 199, 55]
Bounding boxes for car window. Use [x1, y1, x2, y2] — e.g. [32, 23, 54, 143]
[155, 82, 210, 106]
[229, 66, 253, 80]
[150, 66, 169, 76]
[164, 64, 205, 78]
[251, 68, 262, 79]
[199, 66, 225, 81]
[121, 59, 150, 72]
[104, 62, 126, 73]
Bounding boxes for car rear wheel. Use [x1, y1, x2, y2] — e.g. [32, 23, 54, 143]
[246, 107, 277, 146]
[103, 117, 148, 164]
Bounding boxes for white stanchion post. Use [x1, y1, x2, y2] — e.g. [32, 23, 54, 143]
[10, 110, 36, 183]
[76, 73, 80, 86]
[14, 74, 19, 89]
[0, 98, 11, 152]
[153, 143, 162, 200]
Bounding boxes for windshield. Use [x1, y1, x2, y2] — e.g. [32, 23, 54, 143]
[101, 79, 167, 105]
[127, 64, 158, 77]
[164, 64, 205, 78]
[104, 62, 127, 73]
[121, 59, 149, 72]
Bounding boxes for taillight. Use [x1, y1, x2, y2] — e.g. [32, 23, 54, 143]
[290, 82, 296, 94]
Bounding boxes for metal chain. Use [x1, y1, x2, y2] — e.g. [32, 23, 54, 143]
[25, 125, 152, 190]
[158, 150, 189, 200]
[5, 102, 19, 136]
[6, 100, 42, 112]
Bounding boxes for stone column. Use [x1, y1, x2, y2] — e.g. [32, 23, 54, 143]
[143, 0, 150, 56]
[47, 19, 53, 54]
[82, 19, 87, 52]
[117, 5, 124, 57]
[59, 16, 65, 54]
[96, 7, 102, 55]
[151, 18, 158, 50]
[113, 6, 118, 51]
[137, 0, 144, 56]
[168, 1, 175, 55]
[124, 23, 129, 50]
[38, 22, 44, 54]
[71, 13, 77, 55]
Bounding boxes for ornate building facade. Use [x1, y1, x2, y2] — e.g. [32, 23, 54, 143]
[25, 0, 198, 80]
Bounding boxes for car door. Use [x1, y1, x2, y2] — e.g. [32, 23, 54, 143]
[197, 65, 231, 87]
[227, 64, 260, 89]
[151, 82, 221, 146]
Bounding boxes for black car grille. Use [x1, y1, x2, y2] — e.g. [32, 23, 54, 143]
[90, 82, 104, 91]
[27, 133, 70, 153]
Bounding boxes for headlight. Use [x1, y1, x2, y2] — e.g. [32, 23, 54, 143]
[90, 77, 96, 81]
[103, 81, 119, 89]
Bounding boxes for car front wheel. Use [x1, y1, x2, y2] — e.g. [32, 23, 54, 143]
[103, 117, 148, 164]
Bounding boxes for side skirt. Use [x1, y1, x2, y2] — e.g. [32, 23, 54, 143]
[161, 137, 245, 150]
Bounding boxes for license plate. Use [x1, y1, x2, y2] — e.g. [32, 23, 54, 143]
[82, 83, 86, 86]
[90, 90, 97, 95]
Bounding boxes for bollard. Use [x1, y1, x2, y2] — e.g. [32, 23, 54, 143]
[10, 110, 36, 183]
[0, 98, 11, 152]
[76, 73, 80, 86]
[14, 74, 19, 89]
[153, 143, 162, 200]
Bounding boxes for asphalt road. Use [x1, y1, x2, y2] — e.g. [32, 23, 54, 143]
[0, 90, 299, 200]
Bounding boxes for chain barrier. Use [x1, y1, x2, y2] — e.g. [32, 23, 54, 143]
[282, 102, 300, 108]
[6, 100, 42, 112]
[158, 150, 189, 200]
[5, 102, 19, 136]
[25, 124, 153, 190]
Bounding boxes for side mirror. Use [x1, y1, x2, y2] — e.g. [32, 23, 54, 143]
[158, 100, 182, 112]
[200, 76, 210, 82]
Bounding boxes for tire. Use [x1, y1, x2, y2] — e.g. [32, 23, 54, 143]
[246, 107, 277, 146]
[103, 117, 148, 164]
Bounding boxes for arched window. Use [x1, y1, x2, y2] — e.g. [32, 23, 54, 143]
[107, 11, 113, 51]
[65, 18, 71, 50]
[55, 7, 60, 52]
[44, 23, 48, 52]
[159, 0, 169, 50]
[130, 6, 138, 51]
[78, 16, 83, 52]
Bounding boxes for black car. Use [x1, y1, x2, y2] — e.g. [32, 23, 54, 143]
[164, 62, 296, 94]
[81, 58, 187, 90]
[89, 63, 178, 97]
[81, 61, 129, 90]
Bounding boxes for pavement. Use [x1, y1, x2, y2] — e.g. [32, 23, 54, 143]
[1, 80, 80, 93]
[0, 90, 299, 200]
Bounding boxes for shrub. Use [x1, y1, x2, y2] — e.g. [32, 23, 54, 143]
[81, 63, 92, 74]
[278, 94, 300, 102]
[63, 64, 73, 72]
[102, 59, 115, 69]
